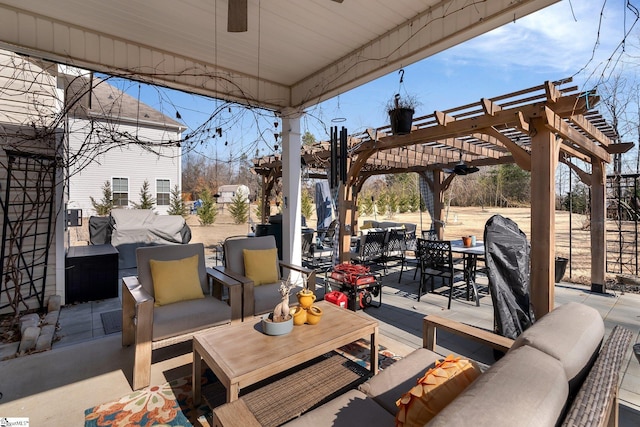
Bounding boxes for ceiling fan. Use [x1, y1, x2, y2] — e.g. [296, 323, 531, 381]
[228, 0, 344, 32]
[445, 151, 480, 176]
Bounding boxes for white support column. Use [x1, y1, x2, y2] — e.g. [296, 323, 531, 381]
[280, 111, 302, 270]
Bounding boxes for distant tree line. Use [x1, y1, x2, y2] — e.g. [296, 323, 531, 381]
[356, 164, 535, 219]
[182, 151, 260, 204]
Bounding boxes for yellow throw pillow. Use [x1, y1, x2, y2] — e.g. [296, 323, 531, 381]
[150, 254, 204, 306]
[395, 355, 481, 426]
[243, 248, 279, 286]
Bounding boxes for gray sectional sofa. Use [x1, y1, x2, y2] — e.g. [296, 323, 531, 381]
[281, 302, 632, 427]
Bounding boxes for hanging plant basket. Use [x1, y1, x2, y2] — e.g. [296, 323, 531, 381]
[389, 107, 414, 135]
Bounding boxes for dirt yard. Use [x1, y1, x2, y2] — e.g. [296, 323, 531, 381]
[182, 205, 595, 285]
[67, 205, 600, 285]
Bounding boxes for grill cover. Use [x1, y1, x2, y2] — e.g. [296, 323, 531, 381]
[483, 214, 535, 339]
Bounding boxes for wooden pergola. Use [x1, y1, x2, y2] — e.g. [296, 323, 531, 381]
[253, 78, 633, 318]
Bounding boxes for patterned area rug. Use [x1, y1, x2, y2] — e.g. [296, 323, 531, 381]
[84, 369, 216, 427]
[84, 339, 401, 427]
[337, 338, 403, 371]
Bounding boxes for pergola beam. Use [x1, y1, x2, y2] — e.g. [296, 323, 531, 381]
[570, 114, 612, 147]
[480, 127, 531, 171]
[560, 157, 591, 185]
[559, 141, 592, 163]
[606, 142, 634, 154]
[543, 107, 610, 162]
[356, 93, 596, 154]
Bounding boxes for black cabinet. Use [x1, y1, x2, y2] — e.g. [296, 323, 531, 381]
[65, 244, 119, 303]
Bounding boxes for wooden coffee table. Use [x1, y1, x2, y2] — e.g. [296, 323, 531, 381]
[192, 300, 379, 404]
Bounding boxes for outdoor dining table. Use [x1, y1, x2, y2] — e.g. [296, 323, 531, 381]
[450, 239, 485, 306]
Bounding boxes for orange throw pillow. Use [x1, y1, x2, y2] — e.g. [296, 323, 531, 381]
[395, 355, 481, 426]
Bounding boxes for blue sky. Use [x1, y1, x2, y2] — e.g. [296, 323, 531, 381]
[118, 0, 639, 171]
[306, 0, 636, 136]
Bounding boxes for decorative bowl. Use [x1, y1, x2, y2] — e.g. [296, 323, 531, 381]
[261, 313, 294, 336]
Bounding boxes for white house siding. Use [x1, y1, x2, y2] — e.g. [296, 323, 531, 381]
[67, 117, 182, 216]
[0, 50, 62, 314]
[0, 50, 61, 129]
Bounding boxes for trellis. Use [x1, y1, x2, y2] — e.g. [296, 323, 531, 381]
[606, 173, 640, 277]
[0, 150, 57, 314]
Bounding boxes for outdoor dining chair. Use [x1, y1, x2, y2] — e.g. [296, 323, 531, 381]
[383, 228, 406, 276]
[318, 219, 338, 247]
[416, 238, 461, 308]
[421, 229, 438, 240]
[301, 230, 333, 272]
[350, 230, 387, 274]
[398, 229, 418, 282]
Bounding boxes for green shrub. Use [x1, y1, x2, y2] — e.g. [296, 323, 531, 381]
[167, 184, 187, 217]
[90, 181, 114, 216]
[229, 191, 249, 224]
[197, 188, 218, 225]
[132, 179, 156, 210]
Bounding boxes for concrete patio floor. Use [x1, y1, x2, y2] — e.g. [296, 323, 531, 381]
[0, 265, 639, 426]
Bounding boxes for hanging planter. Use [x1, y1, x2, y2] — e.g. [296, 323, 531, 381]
[389, 107, 414, 135]
[387, 93, 418, 135]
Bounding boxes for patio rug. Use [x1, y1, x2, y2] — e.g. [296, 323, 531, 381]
[84, 338, 401, 427]
[100, 310, 122, 335]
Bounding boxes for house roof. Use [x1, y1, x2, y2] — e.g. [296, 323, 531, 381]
[64, 75, 185, 131]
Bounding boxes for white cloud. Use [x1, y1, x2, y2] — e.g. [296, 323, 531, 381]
[440, 0, 630, 78]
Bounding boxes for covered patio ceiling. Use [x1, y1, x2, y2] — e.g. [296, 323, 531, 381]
[0, 0, 560, 111]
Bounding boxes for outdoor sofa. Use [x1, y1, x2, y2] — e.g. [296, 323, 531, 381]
[215, 302, 632, 426]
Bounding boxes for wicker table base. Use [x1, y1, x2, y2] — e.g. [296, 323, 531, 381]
[209, 352, 370, 427]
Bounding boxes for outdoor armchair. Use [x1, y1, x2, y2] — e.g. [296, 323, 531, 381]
[222, 235, 316, 319]
[121, 243, 241, 390]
